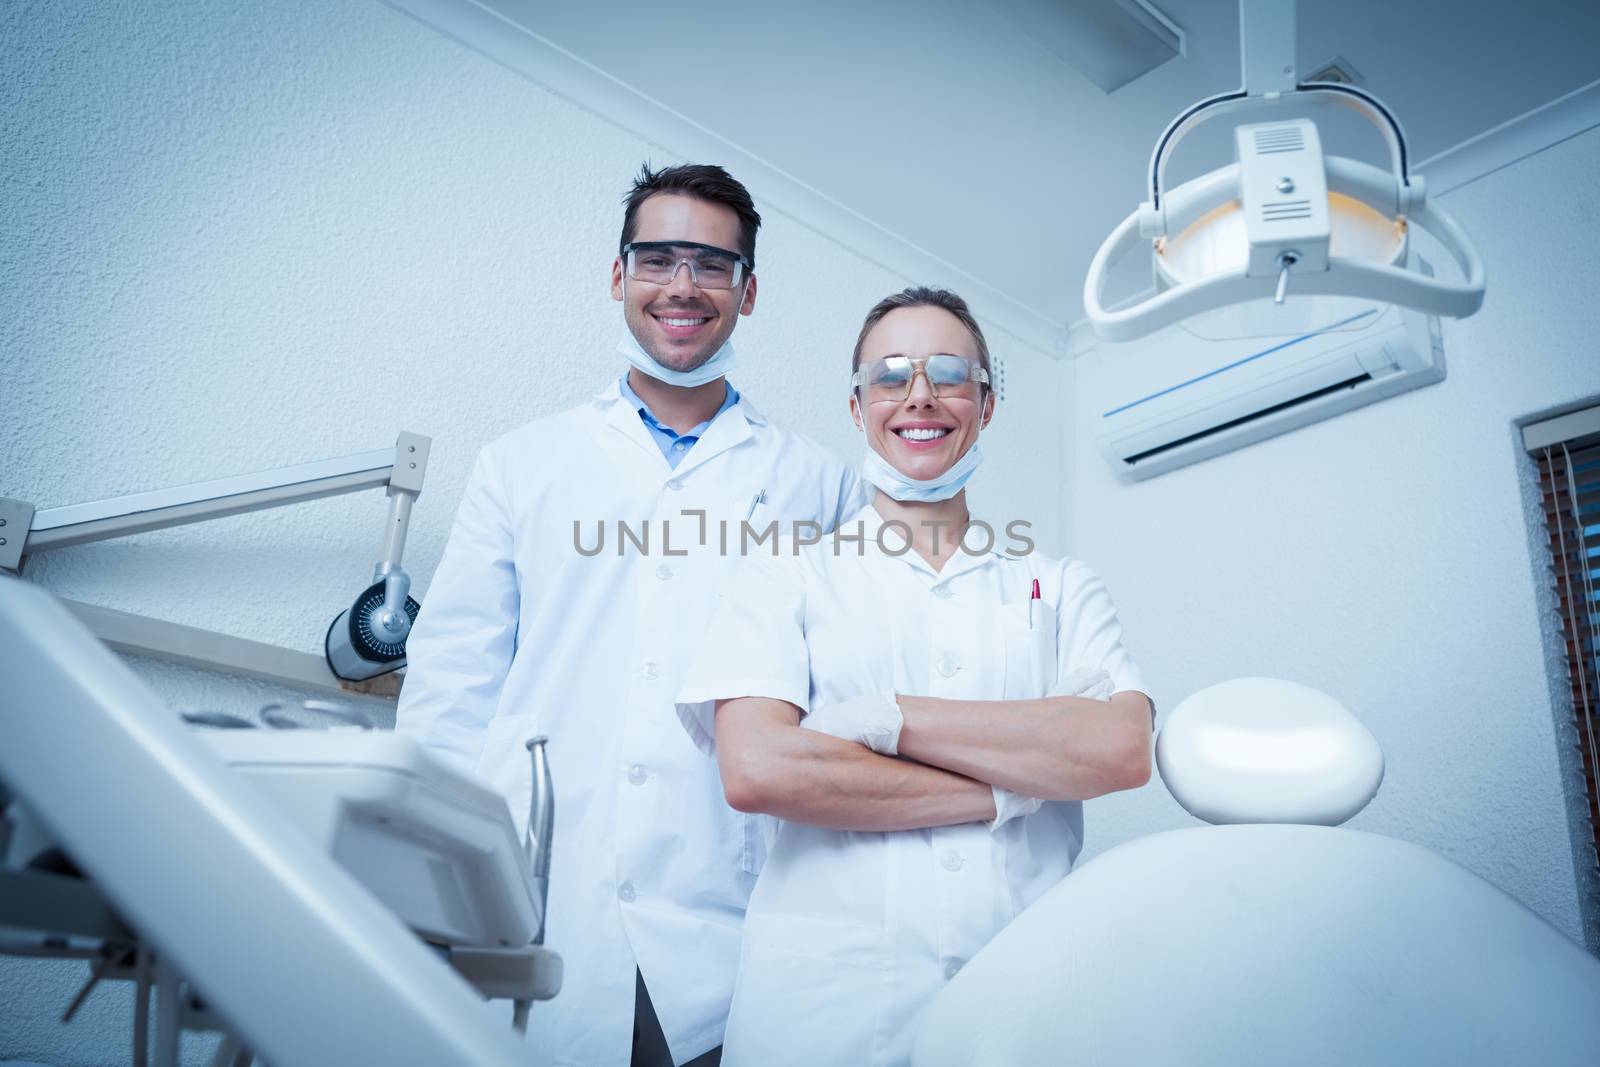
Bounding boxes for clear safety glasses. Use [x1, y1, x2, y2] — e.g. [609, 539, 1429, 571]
[852, 354, 989, 403]
[622, 241, 751, 290]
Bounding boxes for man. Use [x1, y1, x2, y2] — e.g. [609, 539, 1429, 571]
[396, 163, 865, 1067]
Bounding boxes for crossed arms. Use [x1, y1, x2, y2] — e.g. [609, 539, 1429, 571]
[714, 692, 1153, 832]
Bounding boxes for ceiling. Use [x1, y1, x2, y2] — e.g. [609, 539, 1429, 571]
[471, 0, 1600, 341]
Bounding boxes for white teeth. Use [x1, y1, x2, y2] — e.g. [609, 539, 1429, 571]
[660, 317, 709, 327]
[897, 427, 949, 441]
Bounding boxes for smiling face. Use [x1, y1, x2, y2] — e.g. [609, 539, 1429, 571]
[611, 193, 757, 374]
[850, 305, 995, 482]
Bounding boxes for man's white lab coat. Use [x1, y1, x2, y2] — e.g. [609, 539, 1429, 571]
[397, 379, 865, 1067]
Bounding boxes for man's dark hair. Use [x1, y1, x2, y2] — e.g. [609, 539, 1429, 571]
[851, 286, 993, 389]
[620, 163, 761, 268]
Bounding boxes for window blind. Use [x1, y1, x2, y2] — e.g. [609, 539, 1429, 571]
[1528, 405, 1600, 878]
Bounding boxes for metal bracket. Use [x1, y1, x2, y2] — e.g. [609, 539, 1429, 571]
[389, 432, 431, 495]
[0, 498, 35, 574]
[1239, 0, 1298, 96]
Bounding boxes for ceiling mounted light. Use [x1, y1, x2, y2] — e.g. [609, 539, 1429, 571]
[1083, 0, 1486, 342]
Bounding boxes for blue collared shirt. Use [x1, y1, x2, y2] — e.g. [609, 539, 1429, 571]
[618, 374, 740, 468]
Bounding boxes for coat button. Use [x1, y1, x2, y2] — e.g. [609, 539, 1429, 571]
[641, 661, 660, 680]
[944, 959, 963, 979]
[937, 655, 959, 678]
[932, 586, 953, 600]
[618, 882, 636, 903]
[940, 849, 962, 872]
[655, 564, 673, 581]
[627, 764, 647, 785]
[665, 479, 683, 491]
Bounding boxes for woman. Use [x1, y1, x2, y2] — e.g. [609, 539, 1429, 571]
[676, 287, 1153, 1066]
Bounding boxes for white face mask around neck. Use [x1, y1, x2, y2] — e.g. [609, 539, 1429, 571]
[859, 438, 984, 503]
[617, 330, 736, 388]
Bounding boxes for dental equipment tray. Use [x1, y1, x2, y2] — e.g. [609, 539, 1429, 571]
[202, 731, 541, 950]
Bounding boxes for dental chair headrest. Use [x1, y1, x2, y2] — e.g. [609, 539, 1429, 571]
[1155, 677, 1383, 826]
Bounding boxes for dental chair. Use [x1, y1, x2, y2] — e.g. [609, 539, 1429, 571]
[0, 576, 557, 1066]
[912, 678, 1600, 1066]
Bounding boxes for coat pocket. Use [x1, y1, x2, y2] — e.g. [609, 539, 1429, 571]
[724, 911, 891, 1064]
[997, 601, 1059, 699]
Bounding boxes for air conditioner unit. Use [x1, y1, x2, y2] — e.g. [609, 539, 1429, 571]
[1092, 302, 1444, 480]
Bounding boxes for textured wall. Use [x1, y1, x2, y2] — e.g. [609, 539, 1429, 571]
[1065, 124, 1600, 948]
[0, 2, 1064, 1063]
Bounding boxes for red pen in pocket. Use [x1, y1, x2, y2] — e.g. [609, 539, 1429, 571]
[1029, 578, 1041, 629]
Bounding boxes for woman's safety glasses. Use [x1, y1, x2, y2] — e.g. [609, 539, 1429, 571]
[852, 354, 989, 403]
[622, 241, 751, 290]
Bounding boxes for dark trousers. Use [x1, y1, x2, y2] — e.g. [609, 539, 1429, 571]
[632, 969, 722, 1067]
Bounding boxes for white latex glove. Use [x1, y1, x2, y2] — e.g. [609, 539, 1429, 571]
[800, 691, 904, 755]
[990, 667, 1117, 831]
[1051, 667, 1115, 702]
[989, 786, 1045, 831]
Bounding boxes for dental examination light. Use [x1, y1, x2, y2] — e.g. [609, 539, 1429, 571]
[323, 449, 426, 683]
[1083, 0, 1486, 342]
[0, 432, 430, 688]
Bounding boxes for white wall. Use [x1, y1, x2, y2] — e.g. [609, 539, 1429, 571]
[1065, 123, 1600, 948]
[0, 2, 1064, 1063]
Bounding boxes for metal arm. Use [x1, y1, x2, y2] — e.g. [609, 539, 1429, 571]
[7, 432, 429, 567]
[0, 432, 432, 695]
